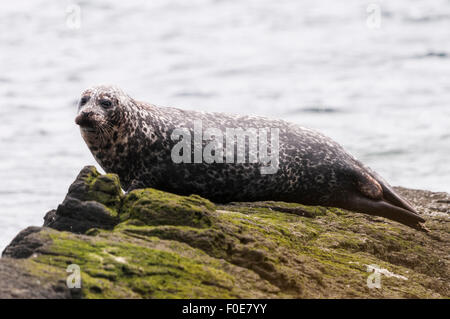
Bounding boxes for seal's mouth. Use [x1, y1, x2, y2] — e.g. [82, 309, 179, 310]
[81, 127, 96, 133]
[75, 113, 97, 133]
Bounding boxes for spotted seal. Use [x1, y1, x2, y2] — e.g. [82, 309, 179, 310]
[75, 85, 426, 231]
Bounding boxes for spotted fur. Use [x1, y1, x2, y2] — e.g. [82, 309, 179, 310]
[75, 85, 426, 230]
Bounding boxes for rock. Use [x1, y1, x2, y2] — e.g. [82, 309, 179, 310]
[0, 258, 70, 299]
[0, 166, 448, 298]
[43, 166, 122, 233]
[2, 227, 47, 259]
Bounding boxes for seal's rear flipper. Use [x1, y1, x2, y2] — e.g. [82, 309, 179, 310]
[379, 183, 418, 214]
[367, 169, 419, 215]
[349, 166, 426, 231]
[359, 165, 418, 213]
[345, 194, 427, 232]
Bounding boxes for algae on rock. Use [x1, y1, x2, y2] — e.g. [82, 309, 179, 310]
[0, 166, 448, 298]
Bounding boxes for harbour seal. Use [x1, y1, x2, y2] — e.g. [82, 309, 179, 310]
[75, 85, 426, 231]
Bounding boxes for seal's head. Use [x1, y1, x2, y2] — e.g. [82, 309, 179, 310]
[75, 85, 130, 145]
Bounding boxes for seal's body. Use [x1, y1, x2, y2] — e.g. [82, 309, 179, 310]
[75, 85, 426, 230]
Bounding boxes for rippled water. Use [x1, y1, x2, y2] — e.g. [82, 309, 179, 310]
[0, 0, 449, 250]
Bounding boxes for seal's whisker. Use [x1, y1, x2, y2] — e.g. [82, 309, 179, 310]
[103, 123, 114, 140]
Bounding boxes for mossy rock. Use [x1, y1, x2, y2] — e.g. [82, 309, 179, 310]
[76, 165, 123, 213]
[121, 189, 215, 228]
[0, 167, 448, 298]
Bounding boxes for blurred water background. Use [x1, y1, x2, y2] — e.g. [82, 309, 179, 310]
[0, 0, 449, 250]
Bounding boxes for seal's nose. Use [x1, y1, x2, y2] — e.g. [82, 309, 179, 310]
[75, 111, 95, 127]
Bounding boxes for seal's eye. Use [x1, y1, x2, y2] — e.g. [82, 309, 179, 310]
[80, 96, 90, 106]
[99, 99, 112, 109]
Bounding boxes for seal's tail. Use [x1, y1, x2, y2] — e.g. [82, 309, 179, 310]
[343, 167, 427, 231]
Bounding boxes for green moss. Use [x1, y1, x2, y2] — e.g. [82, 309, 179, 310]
[79, 166, 123, 215]
[120, 189, 215, 228]
[29, 229, 281, 298]
[14, 168, 449, 298]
